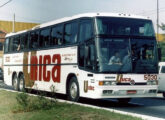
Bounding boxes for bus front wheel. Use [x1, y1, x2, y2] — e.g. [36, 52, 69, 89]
[13, 74, 19, 91]
[67, 77, 79, 102]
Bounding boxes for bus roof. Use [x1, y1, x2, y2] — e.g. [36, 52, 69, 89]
[5, 12, 150, 38]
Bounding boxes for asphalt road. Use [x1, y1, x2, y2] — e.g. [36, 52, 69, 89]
[0, 80, 165, 119]
[120, 98, 165, 119]
[0, 80, 13, 90]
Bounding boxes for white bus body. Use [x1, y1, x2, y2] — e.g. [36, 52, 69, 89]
[3, 13, 158, 101]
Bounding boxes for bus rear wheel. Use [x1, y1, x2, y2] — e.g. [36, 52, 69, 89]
[67, 77, 79, 102]
[18, 74, 25, 91]
[13, 74, 19, 91]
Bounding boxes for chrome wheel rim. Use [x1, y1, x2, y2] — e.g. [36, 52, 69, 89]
[70, 82, 77, 99]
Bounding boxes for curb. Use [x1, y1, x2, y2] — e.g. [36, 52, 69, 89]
[0, 88, 165, 120]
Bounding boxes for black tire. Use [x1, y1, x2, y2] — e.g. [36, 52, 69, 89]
[118, 98, 131, 104]
[163, 92, 165, 98]
[13, 74, 19, 91]
[18, 74, 25, 91]
[67, 76, 79, 102]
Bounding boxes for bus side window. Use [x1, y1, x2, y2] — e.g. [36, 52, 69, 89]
[21, 34, 29, 50]
[79, 42, 95, 70]
[39, 28, 51, 48]
[30, 31, 39, 49]
[4, 38, 9, 53]
[8, 37, 13, 52]
[78, 19, 94, 70]
[79, 20, 93, 42]
[86, 43, 95, 70]
[79, 45, 85, 67]
[13, 36, 20, 52]
[64, 22, 78, 44]
[50, 25, 63, 46]
[20, 35, 24, 50]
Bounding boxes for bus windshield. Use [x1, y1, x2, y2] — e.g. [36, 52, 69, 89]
[97, 38, 131, 73]
[96, 17, 155, 37]
[97, 38, 158, 73]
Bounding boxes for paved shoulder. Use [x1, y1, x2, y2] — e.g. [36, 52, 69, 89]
[0, 80, 13, 90]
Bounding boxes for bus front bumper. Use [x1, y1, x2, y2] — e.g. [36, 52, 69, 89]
[92, 85, 158, 99]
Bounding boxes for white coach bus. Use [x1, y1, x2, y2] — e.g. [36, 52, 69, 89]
[3, 13, 159, 102]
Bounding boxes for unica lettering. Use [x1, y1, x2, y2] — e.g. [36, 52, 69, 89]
[30, 54, 61, 83]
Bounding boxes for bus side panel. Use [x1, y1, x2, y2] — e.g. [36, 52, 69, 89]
[23, 46, 78, 94]
[3, 53, 24, 86]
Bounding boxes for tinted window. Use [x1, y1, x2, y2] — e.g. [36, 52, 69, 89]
[79, 45, 85, 67]
[20, 34, 29, 50]
[161, 66, 165, 73]
[39, 28, 50, 48]
[96, 17, 155, 37]
[78, 41, 95, 70]
[98, 38, 131, 73]
[79, 20, 93, 42]
[86, 43, 95, 70]
[4, 38, 9, 53]
[13, 36, 20, 51]
[51, 25, 63, 46]
[8, 37, 13, 52]
[64, 22, 78, 44]
[30, 31, 39, 49]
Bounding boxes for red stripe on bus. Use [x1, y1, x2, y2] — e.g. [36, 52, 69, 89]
[30, 56, 38, 81]
[43, 55, 51, 82]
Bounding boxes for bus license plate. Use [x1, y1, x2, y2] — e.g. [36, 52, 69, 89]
[127, 90, 137, 94]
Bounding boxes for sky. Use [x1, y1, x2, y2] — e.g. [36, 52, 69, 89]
[0, 0, 165, 33]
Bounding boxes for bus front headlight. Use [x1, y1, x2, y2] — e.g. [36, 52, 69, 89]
[99, 81, 116, 86]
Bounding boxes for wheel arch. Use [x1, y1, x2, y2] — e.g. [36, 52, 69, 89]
[66, 73, 78, 94]
[18, 72, 24, 79]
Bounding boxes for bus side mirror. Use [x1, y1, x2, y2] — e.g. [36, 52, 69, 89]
[158, 48, 162, 61]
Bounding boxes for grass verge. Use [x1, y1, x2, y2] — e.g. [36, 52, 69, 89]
[0, 90, 142, 120]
